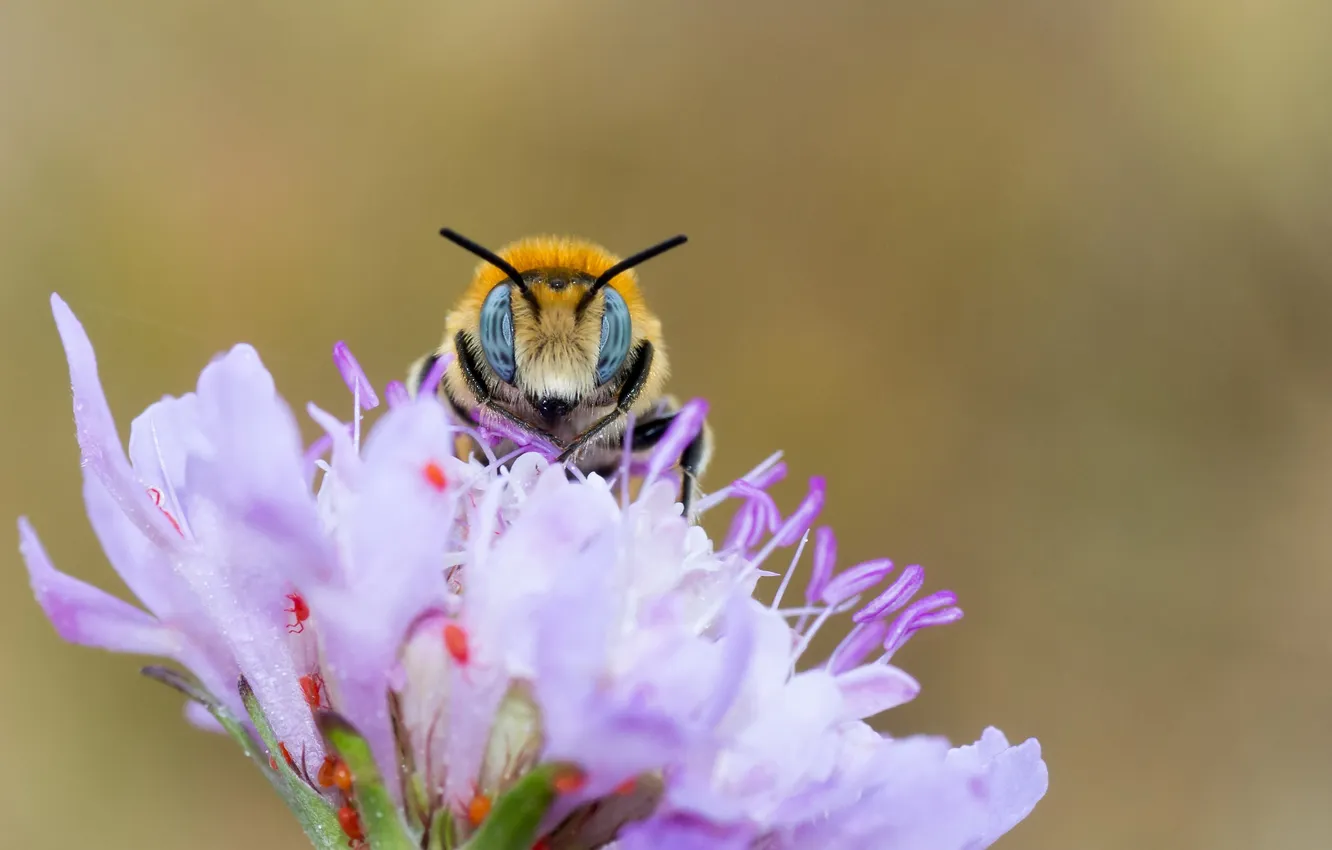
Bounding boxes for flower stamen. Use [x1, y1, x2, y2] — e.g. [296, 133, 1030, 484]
[144, 487, 184, 536]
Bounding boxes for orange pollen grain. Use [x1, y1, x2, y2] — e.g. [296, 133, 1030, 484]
[423, 461, 448, 492]
[443, 623, 470, 665]
[553, 768, 587, 795]
[279, 742, 297, 770]
[614, 777, 637, 796]
[337, 805, 364, 841]
[467, 794, 492, 826]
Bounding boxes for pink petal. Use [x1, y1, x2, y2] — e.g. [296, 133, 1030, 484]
[184, 701, 226, 734]
[19, 518, 178, 657]
[834, 664, 920, 720]
[50, 294, 182, 549]
[311, 400, 463, 781]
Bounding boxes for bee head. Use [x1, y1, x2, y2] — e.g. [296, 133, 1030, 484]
[440, 229, 684, 418]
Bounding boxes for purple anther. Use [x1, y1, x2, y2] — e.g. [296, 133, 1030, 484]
[417, 352, 451, 400]
[828, 619, 889, 674]
[332, 341, 380, 409]
[881, 591, 960, 654]
[805, 526, 837, 604]
[905, 605, 964, 631]
[772, 477, 826, 546]
[852, 564, 926, 624]
[645, 398, 708, 482]
[724, 500, 762, 551]
[478, 416, 561, 460]
[748, 460, 787, 490]
[734, 481, 782, 534]
[384, 380, 410, 409]
[819, 558, 894, 605]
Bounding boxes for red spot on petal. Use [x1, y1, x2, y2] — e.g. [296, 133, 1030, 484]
[337, 805, 364, 842]
[423, 461, 448, 492]
[614, 777, 637, 796]
[279, 741, 297, 770]
[553, 767, 586, 795]
[285, 593, 310, 634]
[532, 839, 551, 850]
[467, 793, 492, 827]
[443, 623, 469, 666]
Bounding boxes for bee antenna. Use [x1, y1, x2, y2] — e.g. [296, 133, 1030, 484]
[581, 234, 688, 308]
[439, 228, 530, 295]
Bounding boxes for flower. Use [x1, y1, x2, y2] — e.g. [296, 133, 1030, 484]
[19, 294, 1047, 850]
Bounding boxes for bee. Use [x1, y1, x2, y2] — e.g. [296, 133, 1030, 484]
[408, 228, 712, 515]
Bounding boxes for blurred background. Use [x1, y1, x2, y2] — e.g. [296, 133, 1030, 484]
[2, 1, 1331, 847]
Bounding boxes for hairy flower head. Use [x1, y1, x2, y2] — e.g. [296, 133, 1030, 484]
[19, 294, 1047, 849]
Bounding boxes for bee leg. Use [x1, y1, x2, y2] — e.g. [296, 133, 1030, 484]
[678, 423, 712, 517]
[628, 413, 712, 516]
[452, 332, 566, 450]
[558, 341, 655, 464]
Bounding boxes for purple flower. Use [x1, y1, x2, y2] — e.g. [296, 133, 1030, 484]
[19, 295, 1047, 850]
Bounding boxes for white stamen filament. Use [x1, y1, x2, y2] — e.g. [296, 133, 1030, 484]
[769, 530, 810, 611]
[149, 414, 193, 538]
[352, 381, 362, 453]
[790, 596, 861, 671]
[694, 450, 784, 514]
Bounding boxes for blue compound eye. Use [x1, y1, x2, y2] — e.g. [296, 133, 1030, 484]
[595, 288, 632, 385]
[479, 284, 516, 384]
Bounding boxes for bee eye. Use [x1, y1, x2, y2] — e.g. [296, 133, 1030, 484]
[596, 288, 632, 385]
[479, 284, 516, 384]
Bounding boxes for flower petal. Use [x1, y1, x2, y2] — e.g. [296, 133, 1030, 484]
[50, 294, 182, 549]
[19, 518, 178, 656]
[946, 728, 1049, 845]
[312, 400, 464, 782]
[834, 664, 920, 720]
[184, 700, 227, 734]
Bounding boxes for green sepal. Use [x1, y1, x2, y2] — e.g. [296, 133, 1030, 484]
[427, 807, 458, 850]
[141, 666, 265, 768]
[317, 710, 419, 850]
[461, 763, 567, 850]
[389, 689, 430, 832]
[236, 676, 346, 850]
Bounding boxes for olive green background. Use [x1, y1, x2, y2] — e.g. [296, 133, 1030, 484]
[3, 2, 1331, 848]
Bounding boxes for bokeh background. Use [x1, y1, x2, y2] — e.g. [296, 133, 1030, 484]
[2, 1, 1331, 847]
